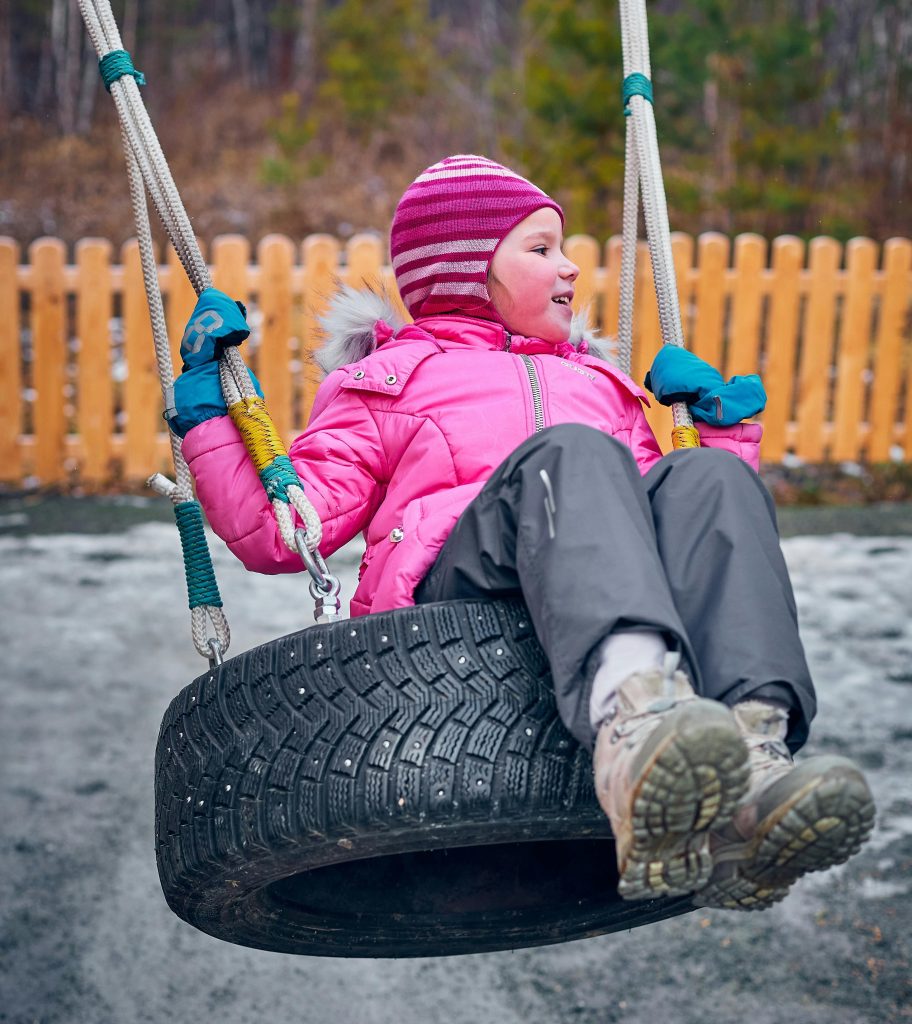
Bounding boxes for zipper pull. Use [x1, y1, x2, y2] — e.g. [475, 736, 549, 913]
[504, 331, 512, 351]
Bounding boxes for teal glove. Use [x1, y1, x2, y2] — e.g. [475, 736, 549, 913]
[644, 346, 766, 427]
[167, 288, 262, 437]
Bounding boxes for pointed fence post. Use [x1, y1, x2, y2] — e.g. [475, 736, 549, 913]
[0, 238, 22, 484]
[762, 236, 804, 462]
[76, 238, 114, 486]
[832, 238, 876, 462]
[30, 238, 68, 486]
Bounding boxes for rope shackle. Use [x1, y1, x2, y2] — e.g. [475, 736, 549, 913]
[98, 49, 145, 92]
[622, 72, 653, 116]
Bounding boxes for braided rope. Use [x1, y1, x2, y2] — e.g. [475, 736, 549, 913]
[617, 115, 638, 377]
[79, 0, 242, 654]
[618, 0, 698, 442]
[77, 0, 332, 647]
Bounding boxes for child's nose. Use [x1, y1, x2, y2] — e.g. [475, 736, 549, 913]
[561, 258, 580, 281]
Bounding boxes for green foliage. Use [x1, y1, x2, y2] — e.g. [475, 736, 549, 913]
[7, 0, 909, 242]
[260, 91, 324, 187]
[511, 0, 860, 237]
[316, 0, 438, 135]
[506, 0, 626, 237]
[649, 0, 853, 233]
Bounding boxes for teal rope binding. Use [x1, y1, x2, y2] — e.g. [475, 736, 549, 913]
[174, 501, 223, 610]
[259, 455, 301, 502]
[98, 49, 146, 92]
[623, 72, 653, 116]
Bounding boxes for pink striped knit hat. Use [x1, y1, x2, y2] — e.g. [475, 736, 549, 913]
[390, 154, 563, 321]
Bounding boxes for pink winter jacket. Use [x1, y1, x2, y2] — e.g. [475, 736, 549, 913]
[183, 312, 762, 617]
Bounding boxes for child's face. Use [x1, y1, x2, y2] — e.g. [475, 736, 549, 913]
[489, 207, 579, 343]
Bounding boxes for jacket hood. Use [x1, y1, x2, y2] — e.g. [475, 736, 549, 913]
[316, 282, 617, 374]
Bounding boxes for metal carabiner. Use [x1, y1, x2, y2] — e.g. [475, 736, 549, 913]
[294, 527, 331, 593]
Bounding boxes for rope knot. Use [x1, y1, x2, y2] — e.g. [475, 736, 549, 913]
[99, 49, 146, 92]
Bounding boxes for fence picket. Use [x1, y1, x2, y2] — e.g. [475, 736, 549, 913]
[870, 238, 912, 460]
[832, 238, 877, 461]
[797, 238, 841, 461]
[345, 234, 385, 291]
[211, 235, 260, 413]
[565, 235, 600, 328]
[692, 233, 729, 369]
[301, 235, 340, 421]
[729, 234, 766, 378]
[603, 236, 622, 342]
[257, 235, 295, 442]
[123, 239, 162, 481]
[212, 235, 250, 305]
[30, 238, 68, 484]
[76, 239, 114, 485]
[762, 236, 804, 461]
[0, 238, 22, 483]
[166, 242, 202, 373]
[671, 232, 694, 346]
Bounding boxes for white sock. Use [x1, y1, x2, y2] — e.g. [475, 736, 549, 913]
[589, 631, 668, 732]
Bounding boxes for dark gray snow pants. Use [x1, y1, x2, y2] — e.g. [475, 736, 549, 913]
[414, 424, 816, 753]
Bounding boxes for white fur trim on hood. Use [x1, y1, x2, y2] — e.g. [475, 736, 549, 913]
[316, 282, 617, 374]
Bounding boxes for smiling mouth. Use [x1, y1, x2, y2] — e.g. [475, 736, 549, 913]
[552, 296, 572, 306]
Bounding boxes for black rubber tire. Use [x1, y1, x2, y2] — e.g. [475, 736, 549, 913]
[155, 598, 693, 956]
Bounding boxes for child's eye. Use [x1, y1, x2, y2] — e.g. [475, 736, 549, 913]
[532, 246, 548, 255]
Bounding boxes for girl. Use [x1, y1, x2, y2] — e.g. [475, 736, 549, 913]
[171, 155, 874, 911]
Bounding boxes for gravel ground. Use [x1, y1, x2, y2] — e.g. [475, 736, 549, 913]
[1, 497, 910, 1024]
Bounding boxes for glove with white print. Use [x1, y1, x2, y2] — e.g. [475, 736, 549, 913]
[167, 287, 261, 437]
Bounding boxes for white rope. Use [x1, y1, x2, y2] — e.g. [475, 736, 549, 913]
[77, 0, 330, 649]
[618, 0, 693, 432]
[617, 115, 639, 377]
[82, 0, 231, 658]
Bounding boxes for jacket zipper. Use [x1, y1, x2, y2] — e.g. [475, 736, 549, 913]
[519, 354, 545, 433]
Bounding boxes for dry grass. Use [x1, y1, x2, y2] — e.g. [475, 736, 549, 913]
[0, 83, 435, 252]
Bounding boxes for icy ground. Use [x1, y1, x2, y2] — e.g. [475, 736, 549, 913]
[1, 515, 910, 1024]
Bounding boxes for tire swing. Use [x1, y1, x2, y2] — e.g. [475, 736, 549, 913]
[79, 0, 703, 956]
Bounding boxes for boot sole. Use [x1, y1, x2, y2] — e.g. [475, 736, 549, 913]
[617, 700, 749, 901]
[695, 757, 876, 911]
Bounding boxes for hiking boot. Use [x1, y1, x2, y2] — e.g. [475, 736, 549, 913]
[694, 700, 876, 911]
[594, 655, 750, 900]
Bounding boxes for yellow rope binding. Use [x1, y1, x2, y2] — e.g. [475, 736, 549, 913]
[228, 396, 303, 502]
[228, 396, 288, 471]
[671, 424, 701, 449]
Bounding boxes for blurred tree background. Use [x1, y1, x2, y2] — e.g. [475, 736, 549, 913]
[1, 0, 909, 247]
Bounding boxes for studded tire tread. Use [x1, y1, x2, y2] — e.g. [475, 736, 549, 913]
[154, 599, 693, 956]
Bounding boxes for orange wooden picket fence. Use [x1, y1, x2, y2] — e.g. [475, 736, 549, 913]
[2, 231, 910, 488]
